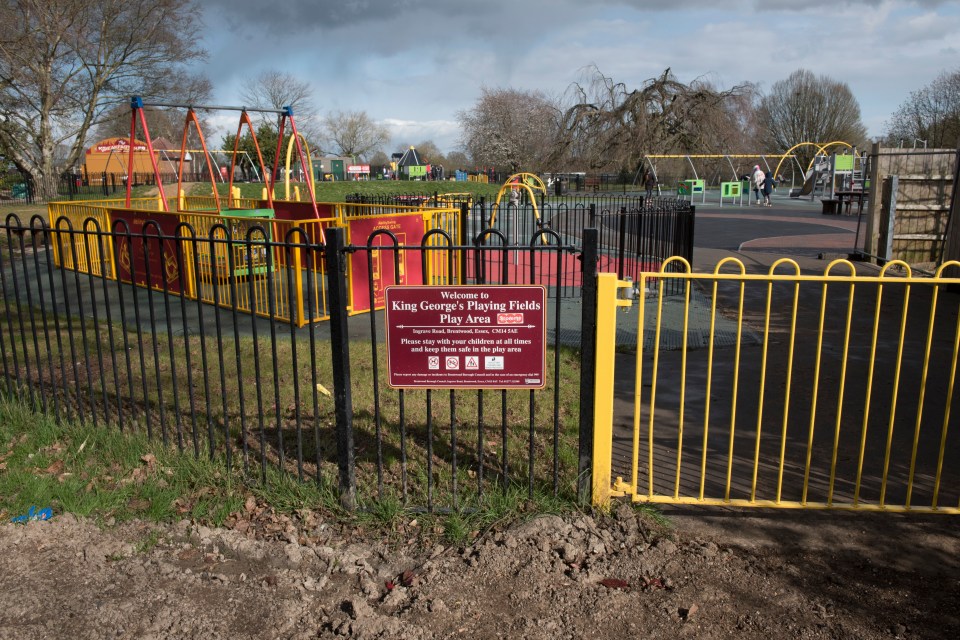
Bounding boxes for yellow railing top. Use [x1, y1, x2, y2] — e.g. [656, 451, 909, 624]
[645, 257, 960, 283]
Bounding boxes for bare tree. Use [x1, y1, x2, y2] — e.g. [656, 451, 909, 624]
[445, 150, 470, 171]
[884, 68, 960, 149]
[757, 69, 868, 166]
[238, 69, 320, 143]
[0, 0, 208, 200]
[321, 110, 389, 161]
[457, 87, 558, 173]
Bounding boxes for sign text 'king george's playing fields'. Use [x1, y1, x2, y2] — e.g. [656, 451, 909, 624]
[384, 286, 546, 389]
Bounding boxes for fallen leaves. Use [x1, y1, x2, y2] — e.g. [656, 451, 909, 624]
[400, 569, 417, 588]
[600, 578, 630, 590]
[44, 459, 65, 476]
[0, 434, 27, 468]
[127, 497, 152, 511]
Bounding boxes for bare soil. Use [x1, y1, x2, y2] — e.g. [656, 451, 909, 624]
[1, 502, 957, 639]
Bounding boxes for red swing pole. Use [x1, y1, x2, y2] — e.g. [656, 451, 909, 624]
[233, 110, 273, 210]
[128, 96, 169, 212]
[178, 109, 221, 212]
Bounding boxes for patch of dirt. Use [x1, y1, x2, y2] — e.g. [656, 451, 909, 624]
[0, 504, 957, 639]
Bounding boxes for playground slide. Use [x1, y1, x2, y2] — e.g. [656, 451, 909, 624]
[792, 170, 818, 198]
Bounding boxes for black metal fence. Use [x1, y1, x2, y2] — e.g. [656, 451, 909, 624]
[0, 170, 231, 205]
[475, 195, 694, 298]
[344, 193, 694, 300]
[0, 214, 595, 511]
[0, 171, 36, 205]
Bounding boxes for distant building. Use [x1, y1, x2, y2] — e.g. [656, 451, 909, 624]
[396, 146, 427, 180]
[82, 137, 180, 180]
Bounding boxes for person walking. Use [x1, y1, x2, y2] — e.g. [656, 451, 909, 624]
[762, 170, 774, 206]
[644, 171, 657, 199]
[751, 165, 765, 205]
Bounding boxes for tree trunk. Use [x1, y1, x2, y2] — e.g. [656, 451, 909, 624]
[31, 167, 60, 204]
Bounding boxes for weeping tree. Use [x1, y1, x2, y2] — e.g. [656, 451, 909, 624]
[456, 68, 755, 176]
[0, 0, 209, 201]
[547, 67, 756, 174]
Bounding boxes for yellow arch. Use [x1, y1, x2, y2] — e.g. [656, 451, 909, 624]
[773, 141, 854, 180]
[284, 132, 315, 201]
[491, 173, 547, 226]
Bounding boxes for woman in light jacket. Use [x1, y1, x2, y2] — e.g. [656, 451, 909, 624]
[751, 165, 765, 205]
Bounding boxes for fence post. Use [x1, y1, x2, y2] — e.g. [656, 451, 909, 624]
[459, 201, 469, 282]
[883, 177, 898, 262]
[324, 227, 357, 510]
[589, 203, 596, 228]
[617, 207, 627, 279]
[577, 228, 599, 505]
[686, 205, 696, 263]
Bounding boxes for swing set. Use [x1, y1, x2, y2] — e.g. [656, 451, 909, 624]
[47, 97, 464, 326]
[124, 95, 321, 224]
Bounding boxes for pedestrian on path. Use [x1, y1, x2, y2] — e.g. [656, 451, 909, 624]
[752, 165, 765, 205]
[762, 170, 774, 206]
[644, 171, 657, 199]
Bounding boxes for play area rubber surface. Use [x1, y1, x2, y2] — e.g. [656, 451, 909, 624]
[692, 201, 861, 257]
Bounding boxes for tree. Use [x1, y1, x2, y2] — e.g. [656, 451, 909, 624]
[457, 87, 558, 173]
[320, 110, 389, 161]
[238, 69, 321, 145]
[410, 140, 445, 167]
[884, 69, 960, 149]
[445, 150, 470, 171]
[757, 69, 868, 167]
[548, 67, 754, 174]
[0, 0, 208, 200]
[221, 122, 279, 182]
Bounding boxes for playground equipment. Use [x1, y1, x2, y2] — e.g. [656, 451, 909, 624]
[282, 132, 315, 201]
[677, 179, 705, 203]
[718, 179, 747, 207]
[637, 154, 801, 194]
[490, 173, 547, 226]
[775, 142, 862, 200]
[164, 148, 262, 183]
[121, 96, 320, 220]
[638, 145, 862, 199]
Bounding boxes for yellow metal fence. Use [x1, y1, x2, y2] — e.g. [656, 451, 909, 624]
[46, 197, 461, 326]
[593, 258, 960, 514]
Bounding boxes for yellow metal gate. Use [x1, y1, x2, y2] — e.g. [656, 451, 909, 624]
[592, 258, 960, 514]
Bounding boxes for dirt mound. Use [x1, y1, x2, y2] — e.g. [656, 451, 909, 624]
[0, 504, 957, 639]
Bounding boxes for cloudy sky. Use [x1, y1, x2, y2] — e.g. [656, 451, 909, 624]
[194, 0, 959, 154]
